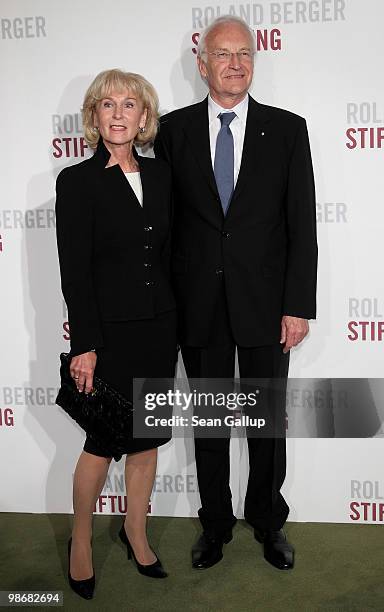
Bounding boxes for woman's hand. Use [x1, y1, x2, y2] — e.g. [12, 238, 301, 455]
[70, 351, 97, 394]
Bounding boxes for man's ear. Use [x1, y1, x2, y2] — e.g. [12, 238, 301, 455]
[197, 55, 208, 79]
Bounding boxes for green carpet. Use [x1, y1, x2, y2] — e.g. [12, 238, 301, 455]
[1, 514, 383, 611]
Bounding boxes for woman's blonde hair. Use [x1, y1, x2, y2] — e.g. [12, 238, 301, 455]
[82, 69, 159, 148]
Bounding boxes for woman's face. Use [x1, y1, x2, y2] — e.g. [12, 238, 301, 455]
[93, 89, 147, 147]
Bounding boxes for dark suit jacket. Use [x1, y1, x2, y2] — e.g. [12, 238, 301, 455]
[154, 95, 318, 347]
[55, 139, 175, 356]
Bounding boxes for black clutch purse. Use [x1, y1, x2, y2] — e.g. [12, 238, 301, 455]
[55, 352, 133, 459]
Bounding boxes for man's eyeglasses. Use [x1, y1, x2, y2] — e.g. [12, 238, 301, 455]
[202, 50, 255, 63]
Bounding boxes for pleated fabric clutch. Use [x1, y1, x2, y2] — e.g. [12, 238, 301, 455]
[55, 352, 133, 459]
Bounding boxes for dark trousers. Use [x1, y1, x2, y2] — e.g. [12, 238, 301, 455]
[181, 286, 289, 537]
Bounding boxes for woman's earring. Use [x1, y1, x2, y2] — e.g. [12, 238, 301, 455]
[139, 126, 146, 134]
[93, 126, 99, 132]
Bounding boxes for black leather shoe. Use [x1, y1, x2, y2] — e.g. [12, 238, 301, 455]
[67, 538, 95, 600]
[118, 525, 168, 578]
[254, 528, 294, 570]
[192, 531, 232, 569]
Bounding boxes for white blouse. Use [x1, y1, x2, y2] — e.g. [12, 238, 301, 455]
[124, 171, 143, 206]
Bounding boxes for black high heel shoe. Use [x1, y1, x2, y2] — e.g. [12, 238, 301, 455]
[67, 538, 95, 599]
[118, 525, 168, 578]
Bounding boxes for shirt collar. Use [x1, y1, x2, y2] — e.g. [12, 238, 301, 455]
[93, 137, 139, 169]
[208, 93, 249, 125]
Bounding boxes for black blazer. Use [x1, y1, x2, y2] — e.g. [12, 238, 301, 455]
[154, 95, 317, 347]
[55, 140, 175, 356]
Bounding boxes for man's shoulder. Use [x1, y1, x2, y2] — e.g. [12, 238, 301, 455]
[138, 154, 171, 177]
[253, 99, 306, 127]
[159, 101, 205, 126]
[159, 98, 306, 124]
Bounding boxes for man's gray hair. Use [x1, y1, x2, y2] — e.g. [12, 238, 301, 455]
[197, 15, 256, 57]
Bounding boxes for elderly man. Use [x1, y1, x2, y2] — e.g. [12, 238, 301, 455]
[155, 15, 317, 570]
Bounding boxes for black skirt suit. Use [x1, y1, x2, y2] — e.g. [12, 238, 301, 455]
[55, 139, 177, 459]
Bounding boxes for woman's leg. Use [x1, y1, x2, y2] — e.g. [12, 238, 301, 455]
[70, 451, 112, 579]
[123, 447, 158, 565]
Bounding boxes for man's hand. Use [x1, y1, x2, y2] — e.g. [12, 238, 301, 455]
[70, 351, 97, 394]
[280, 316, 309, 354]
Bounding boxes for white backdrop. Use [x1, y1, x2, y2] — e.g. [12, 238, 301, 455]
[1, 0, 383, 524]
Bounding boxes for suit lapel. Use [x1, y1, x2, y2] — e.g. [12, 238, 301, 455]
[137, 155, 155, 220]
[182, 96, 271, 221]
[102, 164, 143, 214]
[226, 96, 270, 217]
[92, 141, 147, 213]
[183, 98, 220, 200]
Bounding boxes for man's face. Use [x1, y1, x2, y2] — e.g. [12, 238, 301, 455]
[197, 22, 254, 104]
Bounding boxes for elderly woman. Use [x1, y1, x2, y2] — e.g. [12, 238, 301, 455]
[55, 69, 177, 599]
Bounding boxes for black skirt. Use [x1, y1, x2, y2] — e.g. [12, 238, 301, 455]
[83, 309, 177, 460]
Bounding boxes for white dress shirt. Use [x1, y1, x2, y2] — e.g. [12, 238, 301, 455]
[208, 94, 249, 186]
